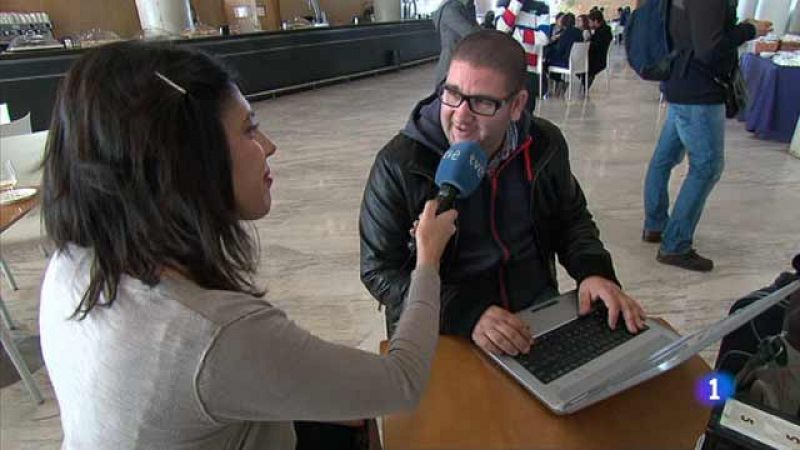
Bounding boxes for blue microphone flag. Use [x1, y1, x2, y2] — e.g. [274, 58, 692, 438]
[434, 141, 487, 199]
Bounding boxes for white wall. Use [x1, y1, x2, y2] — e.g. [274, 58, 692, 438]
[755, 0, 793, 34]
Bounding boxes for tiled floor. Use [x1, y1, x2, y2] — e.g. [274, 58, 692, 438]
[1, 48, 798, 448]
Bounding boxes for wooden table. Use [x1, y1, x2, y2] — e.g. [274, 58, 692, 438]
[0, 189, 40, 233]
[382, 330, 712, 450]
[0, 187, 40, 292]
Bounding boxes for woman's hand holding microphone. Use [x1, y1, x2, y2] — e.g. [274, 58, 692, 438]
[414, 200, 458, 270]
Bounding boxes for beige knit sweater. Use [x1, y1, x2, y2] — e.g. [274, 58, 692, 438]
[40, 246, 440, 449]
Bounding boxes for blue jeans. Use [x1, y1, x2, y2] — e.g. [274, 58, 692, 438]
[644, 103, 725, 255]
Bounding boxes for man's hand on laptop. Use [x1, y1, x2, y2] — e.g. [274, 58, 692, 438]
[472, 305, 534, 356]
[578, 276, 647, 333]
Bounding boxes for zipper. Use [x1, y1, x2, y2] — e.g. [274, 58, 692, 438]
[490, 175, 511, 310]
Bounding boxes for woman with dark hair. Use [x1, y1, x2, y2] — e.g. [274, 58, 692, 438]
[543, 12, 583, 95]
[549, 11, 565, 39]
[546, 13, 581, 66]
[39, 41, 457, 449]
[586, 9, 613, 88]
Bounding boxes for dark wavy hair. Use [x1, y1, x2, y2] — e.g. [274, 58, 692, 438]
[42, 41, 263, 319]
[588, 10, 605, 25]
[578, 14, 590, 30]
[562, 13, 576, 29]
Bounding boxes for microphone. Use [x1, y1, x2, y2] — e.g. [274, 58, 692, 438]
[433, 141, 488, 214]
[406, 141, 487, 254]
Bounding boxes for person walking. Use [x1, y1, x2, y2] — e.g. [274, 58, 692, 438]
[642, 0, 771, 271]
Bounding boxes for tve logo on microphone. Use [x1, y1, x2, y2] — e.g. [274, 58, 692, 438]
[441, 143, 487, 180]
[436, 141, 487, 199]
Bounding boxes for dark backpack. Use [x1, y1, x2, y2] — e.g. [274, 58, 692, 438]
[625, 0, 680, 81]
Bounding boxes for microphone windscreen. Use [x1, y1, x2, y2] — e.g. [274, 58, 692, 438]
[434, 141, 488, 198]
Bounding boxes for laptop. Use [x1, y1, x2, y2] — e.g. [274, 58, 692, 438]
[484, 280, 800, 415]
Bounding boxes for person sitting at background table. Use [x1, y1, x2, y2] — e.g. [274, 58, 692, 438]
[38, 41, 457, 450]
[549, 11, 564, 39]
[585, 9, 613, 89]
[543, 13, 583, 96]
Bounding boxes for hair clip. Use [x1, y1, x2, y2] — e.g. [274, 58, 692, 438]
[155, 71, 187, 95]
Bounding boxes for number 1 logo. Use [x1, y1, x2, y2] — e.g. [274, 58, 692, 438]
[695, 372, 734, 406]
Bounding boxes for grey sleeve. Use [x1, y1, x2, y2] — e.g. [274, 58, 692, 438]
[442, 3, 480, 38]
[195, 266, 440, 422]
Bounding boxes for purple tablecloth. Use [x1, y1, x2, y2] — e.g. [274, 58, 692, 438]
[739, 53, 800, 143]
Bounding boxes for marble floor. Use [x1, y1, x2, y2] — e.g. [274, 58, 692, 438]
[1, 48, 799, 448]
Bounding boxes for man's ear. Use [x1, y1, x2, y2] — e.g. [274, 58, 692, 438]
[510, 88, 529, 121]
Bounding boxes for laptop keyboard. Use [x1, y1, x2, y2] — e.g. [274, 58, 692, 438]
[512, 304, 648, 384]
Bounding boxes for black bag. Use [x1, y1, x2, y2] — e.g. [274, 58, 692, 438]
[294, 420, 382, 450]
[713, 65, 748, 119]
[701, 255, 800, 450]
[714, 254, 800, 376]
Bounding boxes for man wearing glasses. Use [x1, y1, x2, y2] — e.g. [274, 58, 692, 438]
[359, 31, 646, 356]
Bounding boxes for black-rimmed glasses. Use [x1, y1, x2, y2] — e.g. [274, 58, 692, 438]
[439, 85, 515, 117]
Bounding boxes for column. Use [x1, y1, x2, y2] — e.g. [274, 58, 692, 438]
[135, 0, 194, 34]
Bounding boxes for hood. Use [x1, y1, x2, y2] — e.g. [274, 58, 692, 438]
[401, 91, 533, 157]
[401, 92, 450, 155]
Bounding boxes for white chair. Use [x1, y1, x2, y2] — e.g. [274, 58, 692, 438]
[0, 103, 10, 125]
[547, 42, 589, 102]
[0, 129, 48, 405]
[0, 130, 48, 187]
[0, 112, 32, 138]
[0, 307, 44, 404]
[0, 130, 48, 290]
[532, 45, 545, 100]
[790, 116, 800, 159]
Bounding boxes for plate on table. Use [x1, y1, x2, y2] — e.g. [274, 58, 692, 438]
[0, 188, 37, 206]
